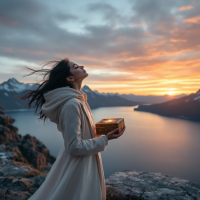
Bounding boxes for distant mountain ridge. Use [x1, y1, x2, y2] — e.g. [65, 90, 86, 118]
[0, 78, 196, 112]
[134, 89, 200, 121]
[81, 85, 144, 109]
[93, 90, 187, 104]
[0, 78, 144, 110]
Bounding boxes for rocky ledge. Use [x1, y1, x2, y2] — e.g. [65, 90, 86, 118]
[0, 106, 55, 199]
[106, 170, 200, 200]
[0, 106, 200, 200]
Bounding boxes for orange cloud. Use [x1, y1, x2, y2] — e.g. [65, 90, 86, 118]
[183, 15, 200, 23]
[133, 22, 146, 27]
[171, 39, 187, 43]
[178, 5, 194, 11]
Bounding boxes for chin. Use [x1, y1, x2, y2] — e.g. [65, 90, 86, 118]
[83, 73, 89, 79]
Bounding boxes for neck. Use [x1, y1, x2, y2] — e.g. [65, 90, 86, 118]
[72, 81, 82, 92]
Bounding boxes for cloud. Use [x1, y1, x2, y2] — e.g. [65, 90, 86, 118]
[55, 13, 78, 21]
[0, 0, 200, 94]
[178, 5, 194, 11]
[86, 2, 130, 26]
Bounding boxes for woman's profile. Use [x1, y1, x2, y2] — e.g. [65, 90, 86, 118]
[18, 58, 126, 200]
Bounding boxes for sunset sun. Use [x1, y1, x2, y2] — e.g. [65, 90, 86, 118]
[168, 91, 175, 95]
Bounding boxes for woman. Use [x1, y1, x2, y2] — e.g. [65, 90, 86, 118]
[18, 58, 126, 200]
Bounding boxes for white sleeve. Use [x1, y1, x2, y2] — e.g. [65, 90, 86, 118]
[60, 102, 108, 156]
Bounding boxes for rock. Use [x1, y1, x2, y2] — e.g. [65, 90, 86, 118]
[0, 107, 56, 169]
[0, 107, 5, 115]
[0, 177, 30, 191]
[18, 134, 55, 169]
[106, 169, 200, 200]
[0, 161, 34, 178]
[0, 125, 10, 145]
[0, 189, 31, 200]
[0, 114, 15, 126]
[7, 124, 18, 133]
[0, 144, 29, 164]
[0, 123, 21, 145]
[0, 144, 20, 163]
[0, 106, 55, 198]
[24, 169, 48, 178]
[28, 175, 47, 194]
[0, 124, 9, 134]
[40, 165, 52, 172]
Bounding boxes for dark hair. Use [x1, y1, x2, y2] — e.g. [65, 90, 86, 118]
[16, 58, 73, 123]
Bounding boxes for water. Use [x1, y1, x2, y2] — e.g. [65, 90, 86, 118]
[6, 106, 200, 185]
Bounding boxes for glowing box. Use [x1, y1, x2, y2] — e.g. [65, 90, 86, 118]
[95, 118, 125, 135]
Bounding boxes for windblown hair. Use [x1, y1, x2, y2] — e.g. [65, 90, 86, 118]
[16, 58, 73, 123]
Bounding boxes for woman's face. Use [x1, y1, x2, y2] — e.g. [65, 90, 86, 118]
[67, 61, 89, 82]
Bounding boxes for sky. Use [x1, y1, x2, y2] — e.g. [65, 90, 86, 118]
[0, 0, 200, 95]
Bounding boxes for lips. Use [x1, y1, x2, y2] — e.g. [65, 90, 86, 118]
[83, 69, 86, 73]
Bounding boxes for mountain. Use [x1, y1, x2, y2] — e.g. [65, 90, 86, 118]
[0, 78, 37, 93]
[81, 85, 144, 109]
[0, 78, 195, 112]
[134, 89, 200, 121]
[93, 90, 187, 104]
[0, 78, 144, 110]
[0, 78, 38, 110]
[120, 93, 187, 104]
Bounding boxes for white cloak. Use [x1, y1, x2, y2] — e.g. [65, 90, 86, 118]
[28, 86, 108, 200]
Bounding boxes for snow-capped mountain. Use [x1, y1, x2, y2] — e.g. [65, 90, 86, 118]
[134, 89, 200, 121]
[0, 78, 37, 93]
[93, 90, 120, 97]
[0, 78, 38, 111]
[184, 89, 200, 102]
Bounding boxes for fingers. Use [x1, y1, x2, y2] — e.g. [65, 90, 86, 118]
[117, 126, 126, 134]
[117, 126, 126, 136]
[114, 126, 126, 139]
[108, 126, 126, 140]
[111, 128, 119, 134]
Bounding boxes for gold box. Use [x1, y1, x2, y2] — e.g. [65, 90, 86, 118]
[95, 118, 125, 135]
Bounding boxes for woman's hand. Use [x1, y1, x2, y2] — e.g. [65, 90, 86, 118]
[106, 126, 126, 141]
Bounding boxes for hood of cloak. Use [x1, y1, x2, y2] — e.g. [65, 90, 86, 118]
[41, 86, 87, 124]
